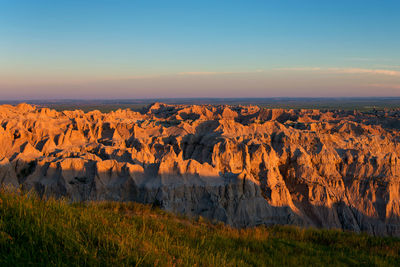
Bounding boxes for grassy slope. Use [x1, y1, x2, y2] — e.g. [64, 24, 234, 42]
[1, 190, 400, 266]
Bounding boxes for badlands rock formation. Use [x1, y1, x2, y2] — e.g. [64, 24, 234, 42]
[1, 103, 400, 236]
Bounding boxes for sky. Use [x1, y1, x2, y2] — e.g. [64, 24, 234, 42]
[0, 0, 400, 99]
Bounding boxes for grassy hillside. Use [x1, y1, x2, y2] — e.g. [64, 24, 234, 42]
[1, 189, 399, 266]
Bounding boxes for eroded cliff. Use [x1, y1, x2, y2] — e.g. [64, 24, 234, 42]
[1, 103, 400, 236]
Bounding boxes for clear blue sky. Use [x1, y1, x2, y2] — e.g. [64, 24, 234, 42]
[1, 0, 399, 99]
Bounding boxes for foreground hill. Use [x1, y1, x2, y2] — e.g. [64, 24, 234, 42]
[1, 190, 400, 266]
[1, 103, 400, 236]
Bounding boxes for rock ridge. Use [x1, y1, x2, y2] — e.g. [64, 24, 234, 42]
[1, 103, 400, 236]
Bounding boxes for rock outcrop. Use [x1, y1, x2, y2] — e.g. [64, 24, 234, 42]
[1, 103, 400, 236]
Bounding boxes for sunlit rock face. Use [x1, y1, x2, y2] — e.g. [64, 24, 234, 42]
[1, 103, 400, 236]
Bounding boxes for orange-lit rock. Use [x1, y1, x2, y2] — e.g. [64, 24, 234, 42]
[1, 103, 400, 236]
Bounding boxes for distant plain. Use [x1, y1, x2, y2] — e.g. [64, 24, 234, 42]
[1, 97, 400, 112]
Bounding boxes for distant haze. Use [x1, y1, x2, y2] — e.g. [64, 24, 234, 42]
[0, 1, 399, 99]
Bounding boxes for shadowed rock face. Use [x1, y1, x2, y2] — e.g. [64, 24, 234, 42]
[1, 102, 400, 236]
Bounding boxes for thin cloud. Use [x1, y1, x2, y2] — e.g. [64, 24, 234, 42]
[275, 67, 322, 71]
[368, 84, 400, 89]
[276, 67, 400, 77]
[177, 71, 222, 75]
[177, 70, 265, 76]
[331, 68, 400, 76]
[116, 74, 164, 80]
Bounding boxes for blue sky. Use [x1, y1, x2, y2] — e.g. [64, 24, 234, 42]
[0, 0, 399, 99]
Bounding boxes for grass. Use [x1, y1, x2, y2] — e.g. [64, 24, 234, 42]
[1, 189, 400, 266]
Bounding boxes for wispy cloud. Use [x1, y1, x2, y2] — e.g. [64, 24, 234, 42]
[177, 70, 265, 76]
[275, 67, 322, 71]
[116, 74, 167, 80]
[332, 68, 400, 76]
[177, 71, 222, 75]
[276, 67, 400, 77]
[368, 84, 400, 89]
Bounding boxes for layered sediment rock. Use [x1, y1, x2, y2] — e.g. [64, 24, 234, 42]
[1, 103, 400, 236]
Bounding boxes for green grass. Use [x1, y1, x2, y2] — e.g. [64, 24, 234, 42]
[1, 189, 400, 266]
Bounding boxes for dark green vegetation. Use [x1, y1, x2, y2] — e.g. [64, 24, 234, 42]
[1, 190, 400, 266]
[2, 97, 400, 112]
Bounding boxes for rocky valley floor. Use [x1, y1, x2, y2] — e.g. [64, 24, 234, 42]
[1, 103, 400, 236]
